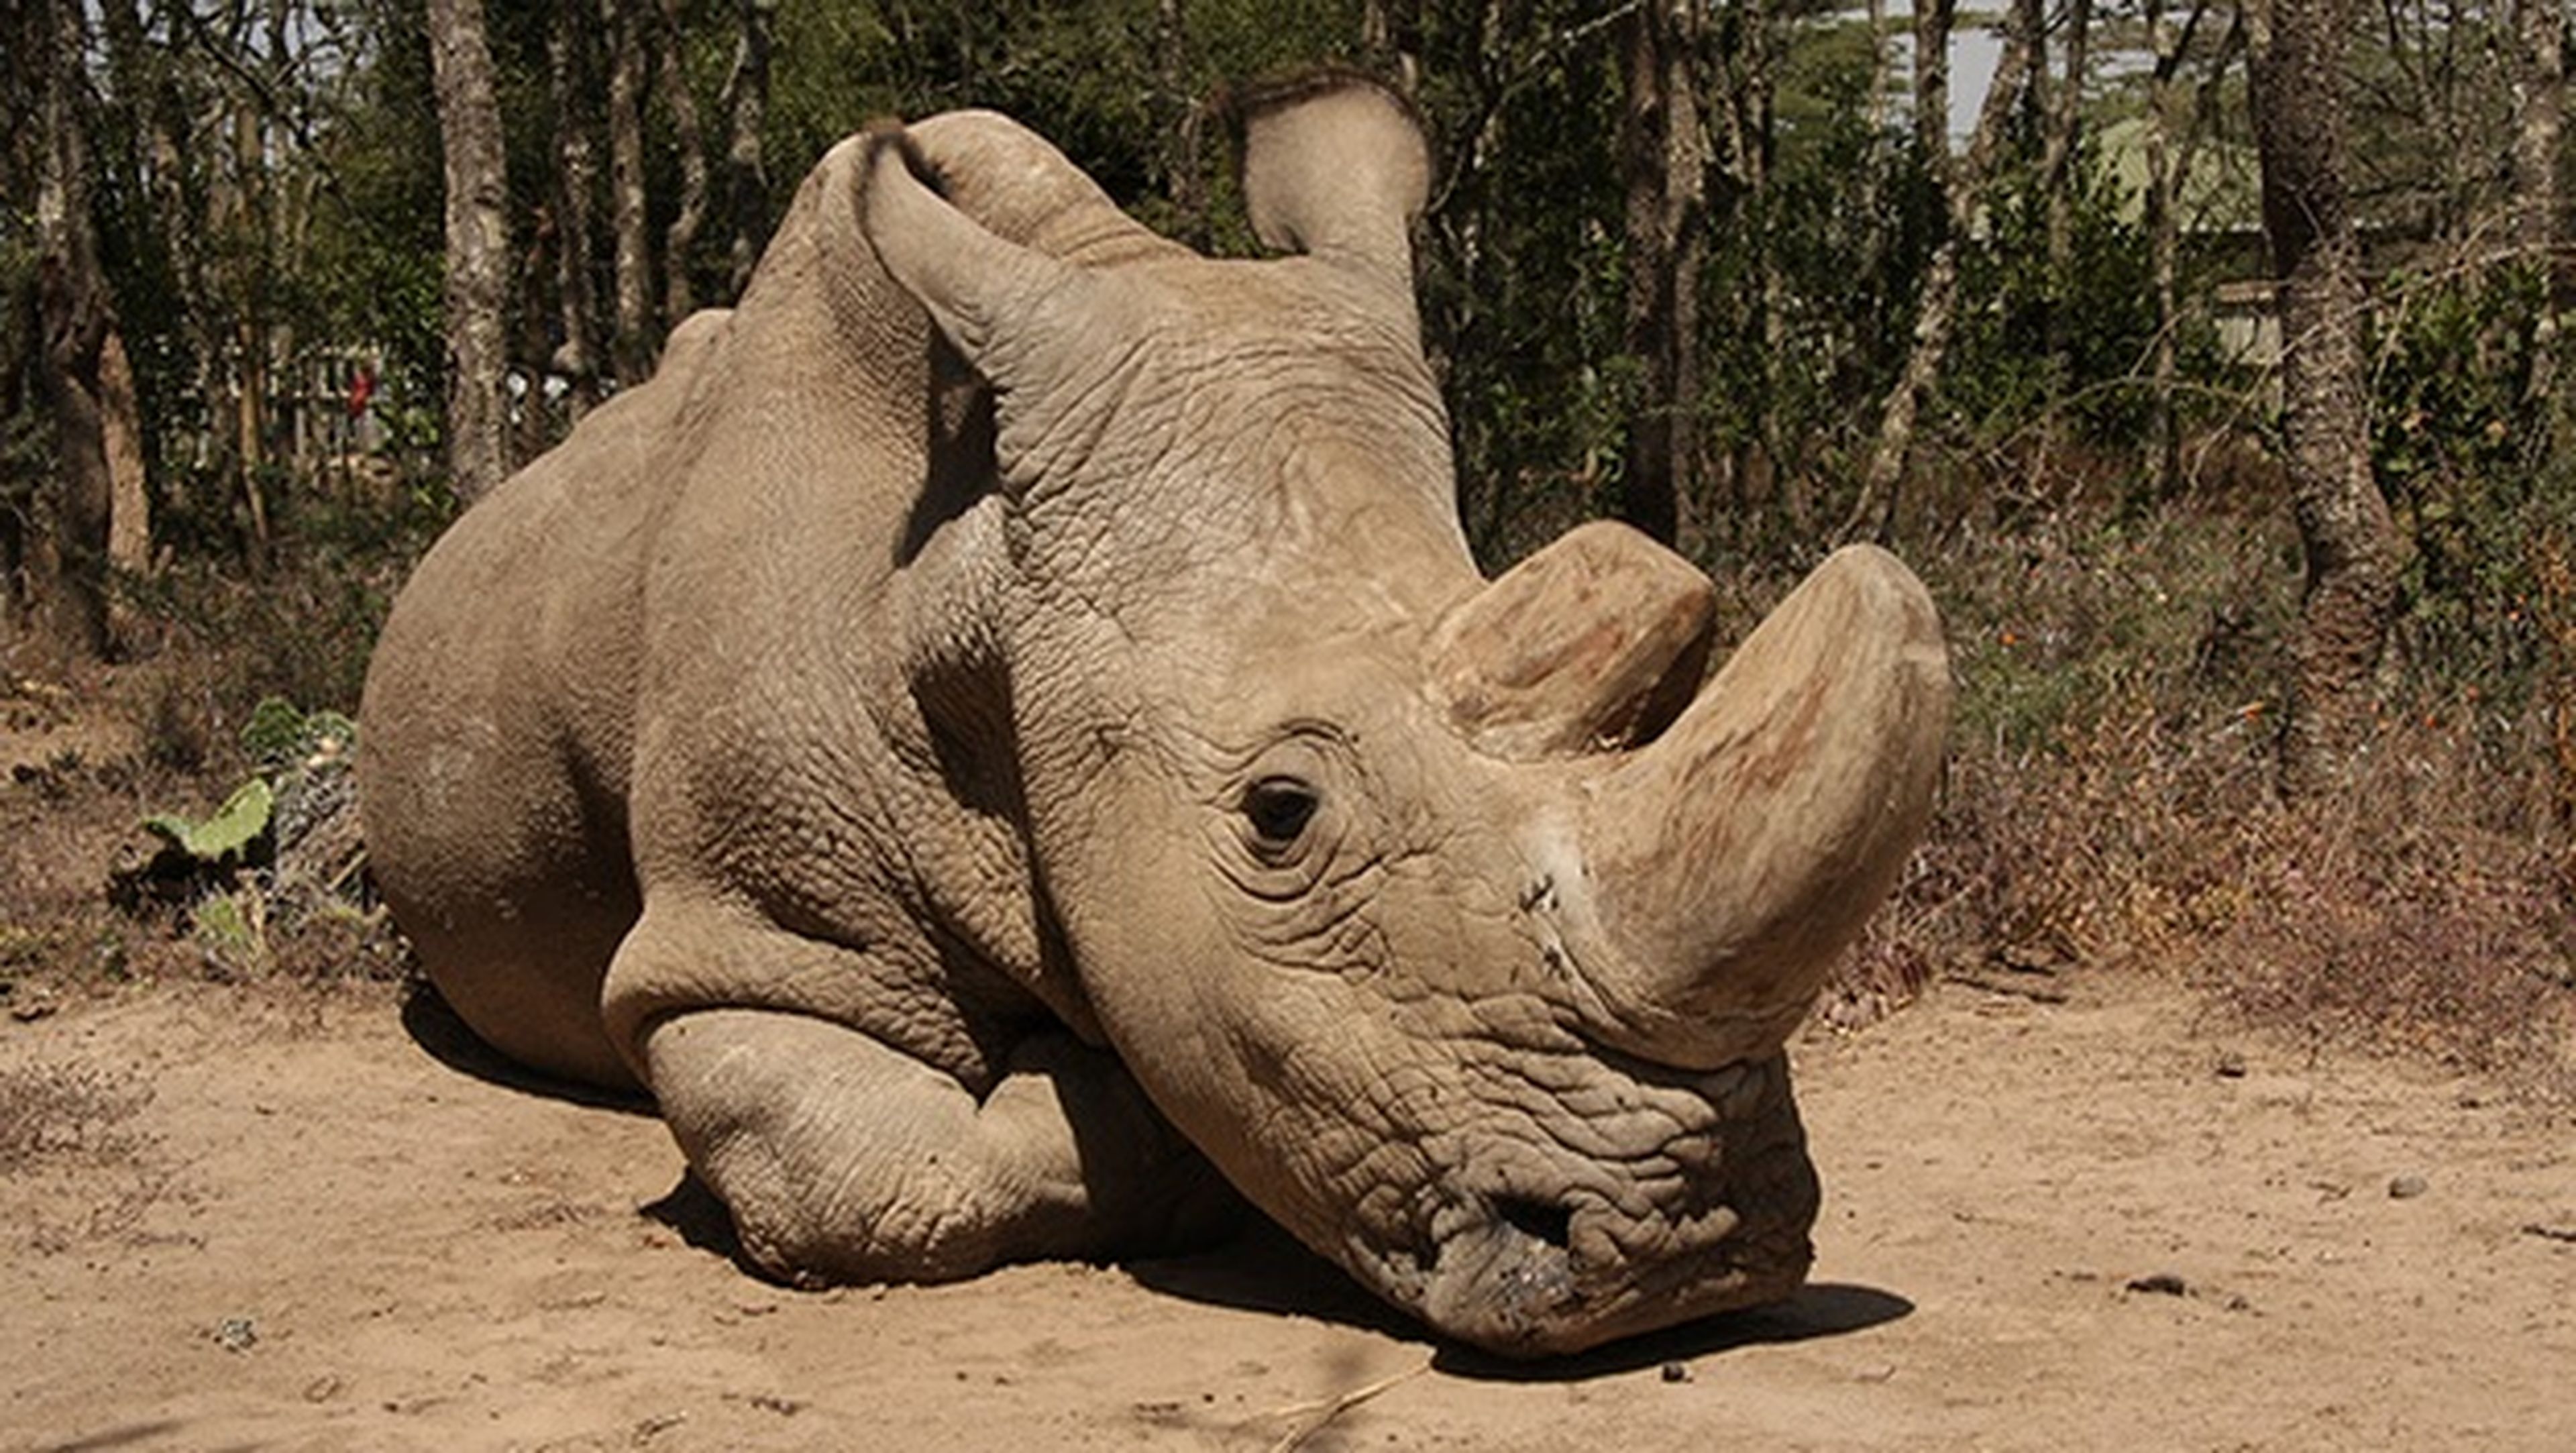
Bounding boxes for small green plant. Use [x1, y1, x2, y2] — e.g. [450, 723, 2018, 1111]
[141, 778, 274, 866]
[129, 696, 379, 982]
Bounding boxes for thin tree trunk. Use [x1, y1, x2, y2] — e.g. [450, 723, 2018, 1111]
[1155, 0, 1204, 244]
[29, 0, 128, 660]
[2246, 0, 2406, 800]
[2145, 0, 2186, 497]
[231, 79, 272, 551]
[604, 0, 655, 383]
[1362, 0, 1423, 94]
[2037, 0, 2092, 454]
[721, 0, 775, 296]
[1849, 0, 2036, 539]
[549, 0, 603, 418]
[658, 0, 711, 321]
[426, 0, 513, 504]
[1913, 0, 1955, 184]
[1713, 0, 1788, 531]
[1618, 0, 1713, 548]
[2514, 0, 2566, 428]
[101, 329, 150, 583]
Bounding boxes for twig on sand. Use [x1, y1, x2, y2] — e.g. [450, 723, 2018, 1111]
[1263, 1362, 1431, 1452]
[2522, 1222, 2576, 1245]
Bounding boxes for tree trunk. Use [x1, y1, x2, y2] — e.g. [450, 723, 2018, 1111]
[28, 0, 127, 661]
[659, 0, 712, 322]
[1851, 0, 2036, 539]
[1617, 0, 1712, 548]
[604, 0, 655, 384]
[101, 329, 151, 584]
[1155, 0, 1205, 244]
[2246, 0, 2405, 800]
[1362, 0, 1422, 94]
[550, 0, 604, 418]
[2145, 0, 2186, 497]
[2514, 0, 2567, 428]
[427, 0, 513, 504]
[1711, 0, 1788, 532]
[2037, 0, 2092, 450]
[721, 0, 775, 297]
[1913, 0, 1955, 183]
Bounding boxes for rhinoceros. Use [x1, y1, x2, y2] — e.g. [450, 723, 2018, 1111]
[358, 74, 1949, 1358]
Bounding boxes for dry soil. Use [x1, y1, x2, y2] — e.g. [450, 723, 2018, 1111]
[5, 963, 2572, 1452]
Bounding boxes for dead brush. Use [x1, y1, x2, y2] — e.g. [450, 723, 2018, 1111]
[2197, 712, 2576, 1093]
[0, 1061, 151, 1173]
[1839, 494, 2575, 1098]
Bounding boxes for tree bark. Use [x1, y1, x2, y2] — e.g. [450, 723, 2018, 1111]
[721, 0, 775, 297]
[2514, 0, 2567, 429]
[1850, 0, 2036, 539]
[659, 0, 712, 321]
[2037, 0, 2092, 442]
[1362, 0, 1423, 94]
[28, 0, 131, 660]
[1155, 0, 1205, 244]
[426, 0, 513, 504]
[549, 0, 604, 417]
[604, 0, 655, 383]
[1715, 0, 1788, 531]
[1913, 0, 1955, 184]
[2246, 0, 2405, 800]
[1617, 0, 1712, 548]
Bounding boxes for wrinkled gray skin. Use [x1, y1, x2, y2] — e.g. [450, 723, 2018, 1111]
[360, 78, 1951, 1358]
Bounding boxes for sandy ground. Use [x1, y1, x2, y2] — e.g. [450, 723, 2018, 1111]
[4, 968, 2571, 1453]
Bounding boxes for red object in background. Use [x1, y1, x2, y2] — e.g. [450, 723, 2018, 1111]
[347, 367, 377, 418]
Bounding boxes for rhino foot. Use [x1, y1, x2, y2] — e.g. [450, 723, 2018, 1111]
[643, 1008, 1240, 1284]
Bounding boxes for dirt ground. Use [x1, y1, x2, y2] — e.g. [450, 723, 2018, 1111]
[5, 964, 2572, 1452]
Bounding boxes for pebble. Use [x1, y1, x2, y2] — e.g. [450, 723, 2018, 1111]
[2125, 1271, 2189, 1297]
[1659, 1361, 1690, 1383]
[2214, 1049, 2247, 1079]
[2389, 1174, 2429, 1199]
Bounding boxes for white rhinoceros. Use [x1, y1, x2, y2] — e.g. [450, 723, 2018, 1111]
[358, 74, 1950, 1358]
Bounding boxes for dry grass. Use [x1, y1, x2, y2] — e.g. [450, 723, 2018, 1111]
[0, 1060, 150, 1174]
[1829, 486, 2576, 1099]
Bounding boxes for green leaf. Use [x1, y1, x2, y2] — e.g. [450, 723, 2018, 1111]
[242, 697, 309, 769]
[142, 778, 277, 863]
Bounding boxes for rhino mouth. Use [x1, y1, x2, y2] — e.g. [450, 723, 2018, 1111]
[1340, 1050, 1820, 1359]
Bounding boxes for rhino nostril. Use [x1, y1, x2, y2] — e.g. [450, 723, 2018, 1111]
[1492, 1195, 1572, 1250]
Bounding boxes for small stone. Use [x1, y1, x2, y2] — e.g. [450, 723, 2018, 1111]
[1659, 1361, 1691, 1383]
[2125, 1271, 2188, 1297]
[2213, 1049, 2247, 1079]
[213, 1317, 258, 1352]
[2389, 1174, 2429, 1200]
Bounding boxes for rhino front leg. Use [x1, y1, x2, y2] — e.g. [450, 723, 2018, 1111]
[641, 1008, 1239, 1283]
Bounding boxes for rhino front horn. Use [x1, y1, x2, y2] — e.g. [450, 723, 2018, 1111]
[1566, 545, 1951, 1069]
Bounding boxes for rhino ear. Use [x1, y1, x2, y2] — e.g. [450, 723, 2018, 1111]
[1234, 73, 1430, 288]
[856, 124, 1089, 383]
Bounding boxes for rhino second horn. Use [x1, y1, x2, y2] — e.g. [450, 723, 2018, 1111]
[1425, 520, 1717, 761]
[1570, 544, 1951, 1070]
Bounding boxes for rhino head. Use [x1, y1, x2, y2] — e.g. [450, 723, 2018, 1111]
[859, 78, 1950, 1357]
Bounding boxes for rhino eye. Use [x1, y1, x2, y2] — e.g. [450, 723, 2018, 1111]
[1242, 775, 1320, 849]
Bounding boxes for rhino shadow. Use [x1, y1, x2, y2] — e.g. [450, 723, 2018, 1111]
[1125, 1219, 1911, 1379]
[400, 981, 655, 1116]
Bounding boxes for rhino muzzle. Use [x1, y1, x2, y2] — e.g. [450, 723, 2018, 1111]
[1375, 1053, 1819, 1358]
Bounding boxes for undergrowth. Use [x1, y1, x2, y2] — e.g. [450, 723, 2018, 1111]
[1833, 455, 2576, 1099]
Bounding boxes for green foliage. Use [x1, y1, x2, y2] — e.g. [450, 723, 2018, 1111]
[2370, 263, 2572, 712]
[142, 777, 276, 866]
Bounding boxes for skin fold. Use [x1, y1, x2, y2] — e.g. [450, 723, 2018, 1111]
[359, 75, 1949, 1358]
